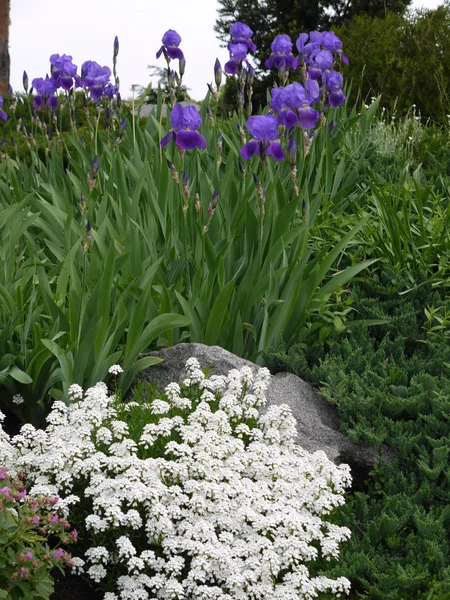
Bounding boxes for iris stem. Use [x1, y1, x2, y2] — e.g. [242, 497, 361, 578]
[131, 85, 136, 147]
[94, 109, 102, 195]
[178, 155, 190, 291]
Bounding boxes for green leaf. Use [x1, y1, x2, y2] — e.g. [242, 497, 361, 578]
[41, 339, 73, 400]
[121, 314, 190, 392]
[8, 366, 33, 384]
[34, 574, 55, 598]
[204, 279, 235, 346]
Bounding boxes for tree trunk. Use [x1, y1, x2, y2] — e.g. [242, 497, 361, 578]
[0, 0, 10, 96]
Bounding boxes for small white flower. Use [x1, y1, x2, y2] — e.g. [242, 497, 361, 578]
[85, 546, 110, 565]
[70, 556, 85, 575]
[12, 394, 24, 405]
[150, 399, 170, 415]
[108, 364, 123, 375]
[116, 535, 137, 559]
[87, 563, 107, 583]
[68, 383, 84, 400]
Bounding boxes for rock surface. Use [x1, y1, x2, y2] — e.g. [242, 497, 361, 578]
[136, 343, 394, 477]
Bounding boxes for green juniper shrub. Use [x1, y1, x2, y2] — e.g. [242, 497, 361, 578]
[267, 272, 450, 599]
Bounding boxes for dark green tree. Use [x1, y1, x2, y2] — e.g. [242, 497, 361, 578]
[215, 0, 412, 68]
[334, 5, 450, 123]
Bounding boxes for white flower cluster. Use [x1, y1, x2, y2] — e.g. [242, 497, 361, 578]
[1, 359, 352, 599]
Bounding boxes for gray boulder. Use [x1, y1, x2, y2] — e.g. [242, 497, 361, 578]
[136, 343, 394, 478]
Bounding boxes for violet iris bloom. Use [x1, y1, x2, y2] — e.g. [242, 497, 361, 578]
[265, 34, 298, 70]
[161, 104, 206, 151]
[77, 61, 112, 100]
[322, 31, 348, 63]
[270, 81, 320, 130]
[224, 42, 248, 75]
[240, 115, 284, 162]
[32, 76, 58, 109]
[50, 54, 77, 90]
[302, 31, 323, 58]
[324, 70, 346, 107]
[0, 97, 7, 121]
[156, 29, 184, 61]
[296, 33, 309, 61]
[103, 83, 119, 99]
[229, 22, 256, 53]
[307, 48, 334, 80]
[322, 32, 342, 52]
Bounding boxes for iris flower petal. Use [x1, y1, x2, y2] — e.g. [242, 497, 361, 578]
[162, 29, 181, 47]
[46, 96, 58, 110]
[175, 130, 206, 150]
[166, 47, 184, 60]
[266, 142, 285, 161]
[329, 90, 346, 107]
[246, 115, 279, 143]
[298, 106, 319, 129]
[278, 110, 298, 129]
[224, 60, 238, 75]
[240, 140, 260, 160]
[160, 131, 176, 147]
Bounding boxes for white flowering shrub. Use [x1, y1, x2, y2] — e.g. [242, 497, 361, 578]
[369, 101, 426, 160]
[1, 359, 352, 600]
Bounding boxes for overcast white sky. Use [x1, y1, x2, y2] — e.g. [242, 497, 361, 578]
[9, 0, 444, 101]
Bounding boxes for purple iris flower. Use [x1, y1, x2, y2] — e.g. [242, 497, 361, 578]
[156, 29, 184, 61]
[265, 34, 299, 70]
[322, 32, 342, 52]
[296, 33, 309, 60]
[161, 104, 206, 151]
[229, 22, 257, 53]
[32, 76, 58, 109]
[323, 70, 346, 107]
[325, 70, 343, 92]
[322, 31, 348, 64]
[313, 49, 333, 71]
[0, 97, 7, 121]
[307, 48, 334, 80]
[310, 31, 323, 45]
[103, 83, 119, 99]
[224, 42, 248, 75]
[302, 31, 323, 58]
[50, 54, 77, 90]
[270, 81, 319, 129]
[329, 90, 346, 107]
[76, 61, 111, 100]
[240, 115, 284, 162]
[80, 61, 111, 86]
